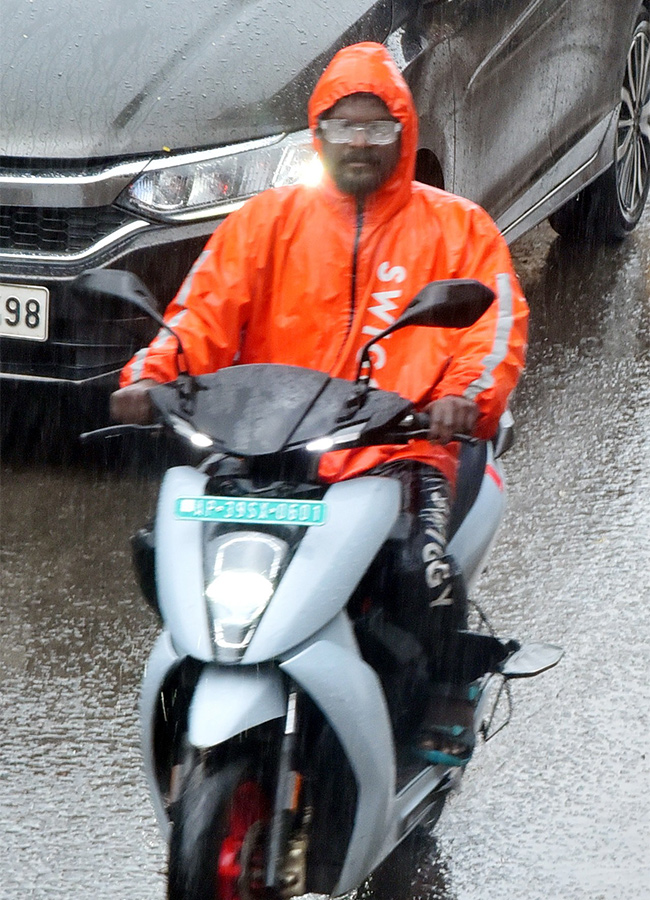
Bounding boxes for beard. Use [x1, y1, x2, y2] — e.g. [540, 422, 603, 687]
[330, 152, 388, 197]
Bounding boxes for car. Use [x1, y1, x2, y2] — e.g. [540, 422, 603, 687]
[0, 0, 647, 424]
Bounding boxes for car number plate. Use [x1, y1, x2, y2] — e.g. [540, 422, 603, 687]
[175, 496, 327, 526]
[0, 282, 49, 341]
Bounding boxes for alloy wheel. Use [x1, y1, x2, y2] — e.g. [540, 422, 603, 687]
[616, 19, 650, 222]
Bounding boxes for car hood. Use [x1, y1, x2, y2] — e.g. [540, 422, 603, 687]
[0, 0, 392, 160]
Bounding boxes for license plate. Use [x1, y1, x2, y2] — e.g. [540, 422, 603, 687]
[175, 496, 327, 526]
[0, 282, 49, 341]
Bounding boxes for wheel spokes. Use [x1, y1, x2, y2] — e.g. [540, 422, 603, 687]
[618, 145, 635, 210]
[633, 140, 644, 207]
[639, 106, 650, 143]
[637, 133, 650, 199]
[617, 118, 634, 164]
[627, 46, 639, 106]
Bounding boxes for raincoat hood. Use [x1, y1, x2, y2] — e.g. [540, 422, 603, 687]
[308, 42, 418, 214]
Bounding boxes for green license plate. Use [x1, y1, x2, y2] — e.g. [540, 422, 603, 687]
[175, 496, 327, 526]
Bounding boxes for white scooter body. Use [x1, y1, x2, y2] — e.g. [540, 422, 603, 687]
[140, 441, 506, 895]
[70, 270, 559, 898]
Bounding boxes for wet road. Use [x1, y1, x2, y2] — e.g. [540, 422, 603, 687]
[424, 219, 650, 899]
[0, 214, 649, 900]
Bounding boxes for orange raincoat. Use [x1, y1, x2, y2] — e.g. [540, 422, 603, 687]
[121, 42, 528, 485]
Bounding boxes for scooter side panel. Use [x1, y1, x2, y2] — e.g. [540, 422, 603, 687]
[280, 619, 395, 896]
[447, 447, 506, 591]
[155, 466, 213, 661]
[243, 476, 401, 664]
[187, 665, 286, 748]
[140, 630, 181, 834]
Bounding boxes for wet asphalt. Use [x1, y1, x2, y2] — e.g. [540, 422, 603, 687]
[0, 212, 648, 900]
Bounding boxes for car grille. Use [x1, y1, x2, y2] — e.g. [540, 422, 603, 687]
[0, 205, 137, 256]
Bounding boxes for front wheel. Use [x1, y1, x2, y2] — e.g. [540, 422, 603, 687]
[167, 754, 270, 900]
[549, 9, 650, 242]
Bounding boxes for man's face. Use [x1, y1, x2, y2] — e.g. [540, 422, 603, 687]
[318, 93, 402, 199]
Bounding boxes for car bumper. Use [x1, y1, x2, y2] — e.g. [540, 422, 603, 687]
[0, 215, 220, 385]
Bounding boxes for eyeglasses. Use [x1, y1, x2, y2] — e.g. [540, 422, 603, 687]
[317, 119, 403, 146]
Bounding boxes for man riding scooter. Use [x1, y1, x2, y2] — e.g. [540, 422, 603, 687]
[111, 41, 529, 766]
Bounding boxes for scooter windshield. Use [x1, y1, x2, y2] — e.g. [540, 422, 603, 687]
[150, 363, 413, 457]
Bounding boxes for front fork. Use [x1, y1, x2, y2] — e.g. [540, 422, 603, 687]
[266, 688, 299, 891]
[265, 686, 313, 898]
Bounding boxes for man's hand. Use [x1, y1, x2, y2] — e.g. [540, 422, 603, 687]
[426, 395, 479, 444]
[110, 379, 159, 424]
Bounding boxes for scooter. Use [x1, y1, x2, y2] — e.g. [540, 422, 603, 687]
[76, 270, 562, 900]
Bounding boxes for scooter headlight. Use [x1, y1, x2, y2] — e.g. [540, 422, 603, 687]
[204, 531, 288, 662]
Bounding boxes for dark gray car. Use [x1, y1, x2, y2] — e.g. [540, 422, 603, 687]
[0, 0, 647, 405]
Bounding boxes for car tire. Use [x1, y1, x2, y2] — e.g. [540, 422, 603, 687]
[549, 8, 650, 242]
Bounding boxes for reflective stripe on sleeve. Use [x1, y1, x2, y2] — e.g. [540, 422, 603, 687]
[175, 249, 212, 307]
[128, 346, 149, 383]
[463, 272, 514, 400]
[130, 309, 189, 381]
[128, 250, 210, 382]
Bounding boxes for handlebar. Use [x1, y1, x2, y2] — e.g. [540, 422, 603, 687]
[79, 423, 163, 443]
[382, 411, 478, 446]
[79, 413, 477, 450]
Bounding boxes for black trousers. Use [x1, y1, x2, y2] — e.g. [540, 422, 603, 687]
[352, 460, 480, 684]
[378, 462, 470, 681]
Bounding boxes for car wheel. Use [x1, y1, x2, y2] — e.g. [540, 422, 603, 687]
[549, 9, 650, 242]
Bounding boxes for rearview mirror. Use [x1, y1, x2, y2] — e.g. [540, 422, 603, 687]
[72, 268, 161, 320]
[395, 278, 495, 329]
[498, 642, 564, 678]
[72, 268, 186, 369]
[356, 279, 495, 380]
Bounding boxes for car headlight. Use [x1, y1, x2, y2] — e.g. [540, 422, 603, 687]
[204, 530, 289, 662]
[118, 130, 322, 222]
